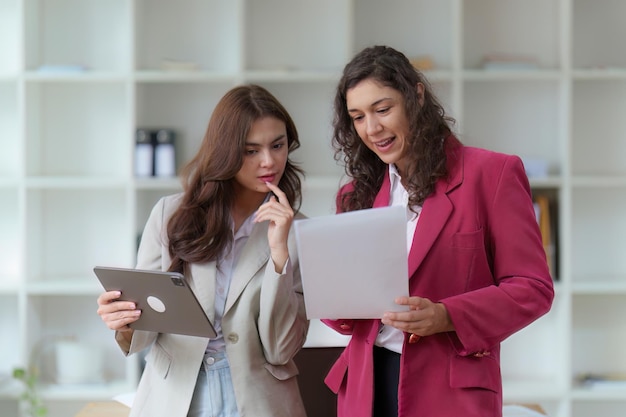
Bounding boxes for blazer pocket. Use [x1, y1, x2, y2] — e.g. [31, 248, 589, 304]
[451, 228, 483, 249]
[449, 354, 500, 393]
[451, 229, 494, 290]
[264, 360, 299, 381]
[146, 341, 172, 379]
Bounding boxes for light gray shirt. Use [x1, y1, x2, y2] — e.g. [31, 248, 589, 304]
[206, 212, 255, 353]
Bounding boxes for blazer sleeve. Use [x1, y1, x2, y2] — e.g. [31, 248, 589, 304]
[441, 155, 554, 354]
[116, 196, 174, 355]
[257, 226, 309, 365]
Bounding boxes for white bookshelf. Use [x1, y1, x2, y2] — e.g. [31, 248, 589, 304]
[1, 1, 625, 416]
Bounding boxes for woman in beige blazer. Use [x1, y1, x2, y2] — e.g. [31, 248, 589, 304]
[97, 85, 309, 417]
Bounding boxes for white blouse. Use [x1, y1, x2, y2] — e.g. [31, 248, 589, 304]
[374, 164, 421, 354]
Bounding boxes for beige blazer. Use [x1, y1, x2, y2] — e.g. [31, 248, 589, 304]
[115, 194, 309, 417]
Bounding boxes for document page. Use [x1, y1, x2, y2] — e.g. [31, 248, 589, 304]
[294, 205, 409, 320]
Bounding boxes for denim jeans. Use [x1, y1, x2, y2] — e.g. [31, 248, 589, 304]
[187, 351, 239, 417]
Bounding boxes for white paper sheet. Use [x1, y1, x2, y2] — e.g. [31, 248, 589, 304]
[294, 205, 410, 320]
[113, 392, 134, 408]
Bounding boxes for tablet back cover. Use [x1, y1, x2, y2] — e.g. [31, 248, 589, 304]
[94, 266, 217, 338]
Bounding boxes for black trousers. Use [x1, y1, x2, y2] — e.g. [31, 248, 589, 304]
[373, 346, 401, 417]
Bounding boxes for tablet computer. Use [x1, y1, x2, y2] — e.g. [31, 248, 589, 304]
[93, 266, 217, 338]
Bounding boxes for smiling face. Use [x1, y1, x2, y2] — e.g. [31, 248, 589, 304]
[346, 78, 413, 174]
[233, 116, 289, 198]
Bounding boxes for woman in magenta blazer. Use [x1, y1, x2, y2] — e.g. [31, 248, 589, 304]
[322, 45, 554, 417]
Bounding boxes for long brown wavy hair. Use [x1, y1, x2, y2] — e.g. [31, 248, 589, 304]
[332, 45, 459, 212]
[166, 84, 304, 273]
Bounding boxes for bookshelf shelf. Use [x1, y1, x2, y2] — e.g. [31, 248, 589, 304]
[1, 1, 625, 416]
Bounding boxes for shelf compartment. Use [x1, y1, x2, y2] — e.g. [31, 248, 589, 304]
[430, 80, 456, 122]
[463, 0, 561, 71]
[571, 189, 626, 283]
[134, 0, 239, 73]
[572, 80, 626, 176]
[572, 400, 626, 417]
[0, 0, 20, 74]
[0, 296, 20, 378]
[257, 81, 344, 178]
[0, 189, 21, 286]
[24, 81, 130, 177]
[301, 179, 342, 218]
[572, 0, 626, 70]
[24, 0, 131, 72]
[462, 80, 562, 176]
[245, 0, 349, 72]
[25, 295, 130, 386]
[0, 81, 19, 178]
[135, 81, 233, 174]
[572, 295, 626, 387]
[134, 188, 182, 250]
[501, 291, 567, 394]
[353, 0, 454, 71]
[25, 189, 133, 282]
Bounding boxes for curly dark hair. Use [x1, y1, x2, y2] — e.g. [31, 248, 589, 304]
[166, 84, 304, 273]
[332, 45, 459, 212]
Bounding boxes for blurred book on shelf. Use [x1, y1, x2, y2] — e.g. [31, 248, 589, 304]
[134, 128, 177, 178]
[410, 55, 435, 71]
[533, 194, 557, 280]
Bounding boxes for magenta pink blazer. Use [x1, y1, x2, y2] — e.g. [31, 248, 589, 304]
[323, 142, 554, 417]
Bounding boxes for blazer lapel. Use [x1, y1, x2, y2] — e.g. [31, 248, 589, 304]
[407, 145, 464, 278]
[372, 174, 392, 208]
[224, 221, 270, 314]
[407, 190, 453, 277]
[188, 261, 218, 323]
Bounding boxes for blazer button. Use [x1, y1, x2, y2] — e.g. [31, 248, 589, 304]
[227, 333, 239, 344]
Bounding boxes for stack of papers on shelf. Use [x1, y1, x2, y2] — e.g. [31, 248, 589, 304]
[576, 372, 626, 390]
[481, 53, 540, 70]
[37, 64, 89, 73]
